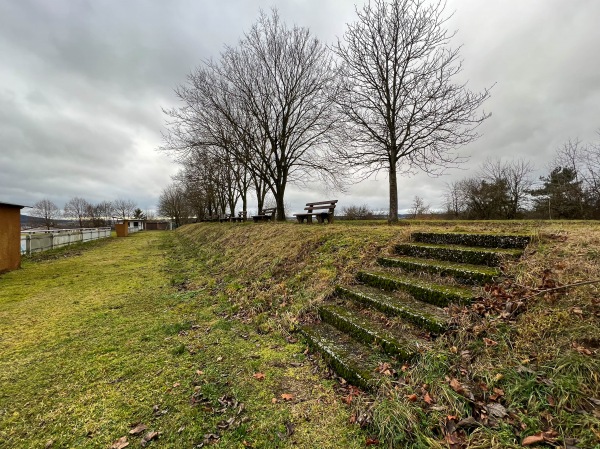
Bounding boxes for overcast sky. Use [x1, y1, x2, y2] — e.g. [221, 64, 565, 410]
[2, 0, 599, 215]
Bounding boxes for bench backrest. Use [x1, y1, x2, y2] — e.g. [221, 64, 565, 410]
[260, 208, 277, 217]
[305, 200, 338, 213]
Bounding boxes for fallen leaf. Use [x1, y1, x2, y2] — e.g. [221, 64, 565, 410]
[365, 437, 379, 445]
[280, 393, 295, 401]
[406, 393, 418, 402]
[253, 372, 265, 380]
[196, 370, 204, 375]
[271, 398, 278, 404]
[449, 378, 464, 394]
[129, 423, 147, 435]
[522, 433, 544, 446]
[141, 431, 159, 447]
[423, 392, 433, 404]
[110, 436, 129, 449]
[572, 343, 592, 355]
[483, 338, 498, 347]
[486, 402, 507, 419]
[173, 382, 180, 388]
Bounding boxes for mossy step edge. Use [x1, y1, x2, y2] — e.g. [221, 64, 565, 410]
[411, 232, 531, 249]
[394, 243, 522, 267]
[377, 256, 501, 285]
[298, 324, 379, 390]
[334, 285, 447, 333]
[356, 271, 474, 307]
[319, 305, 417, 360]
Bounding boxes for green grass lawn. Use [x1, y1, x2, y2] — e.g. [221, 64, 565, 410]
[0, 232, 364, 448]
[2, 221, 599, 448]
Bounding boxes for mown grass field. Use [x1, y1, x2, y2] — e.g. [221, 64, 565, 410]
[1, 221, 599, 448]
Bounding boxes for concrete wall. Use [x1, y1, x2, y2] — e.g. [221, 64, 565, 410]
[0, 205, 22, 273]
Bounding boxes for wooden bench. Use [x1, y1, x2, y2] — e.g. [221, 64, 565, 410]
[219, 214, 232, 223]
[232, 211, 247, 223]
[294, 200, 338, 224]
[252, 207, 276, 222]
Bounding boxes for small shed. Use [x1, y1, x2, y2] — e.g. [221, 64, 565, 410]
[114, 219, 129, 237]
[0, 202, 26, 273]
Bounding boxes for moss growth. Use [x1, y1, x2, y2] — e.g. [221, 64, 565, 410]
[377, 256, 501, 285]
[299, 323, 388, 391]
[357, 271, 475, 307]
[319, 305, 417, 360]
[334, 285, 447, 333]
[411, 231, 532, 249]
[395, 242, 522, 267]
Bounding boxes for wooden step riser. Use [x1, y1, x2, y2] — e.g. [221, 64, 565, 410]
[411, 232, 531, 249]
[335, 286, 446, 334]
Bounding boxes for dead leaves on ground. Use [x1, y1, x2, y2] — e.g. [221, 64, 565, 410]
[111, 425, 159, 449]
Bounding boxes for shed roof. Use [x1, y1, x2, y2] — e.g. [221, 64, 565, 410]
[0, 202, 27, 209]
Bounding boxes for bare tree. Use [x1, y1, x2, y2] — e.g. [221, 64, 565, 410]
[480, 157, 534, 218]
[64, 197, 90, 228]
[163, 9, 341, 221]
[31, 199, 61, 229]
[443, 180, 466, 218]
[332, 0, 491, 222]
[410, 195, 430, 218]
[113, 199, 137, 220]
[95, 201, 114, 226]
[158, 183, 191, 227]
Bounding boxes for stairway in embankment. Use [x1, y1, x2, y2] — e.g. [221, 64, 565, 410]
[300, 231, 531, 390]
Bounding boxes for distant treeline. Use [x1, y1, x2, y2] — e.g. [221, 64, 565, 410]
[27, 198, 145, 230]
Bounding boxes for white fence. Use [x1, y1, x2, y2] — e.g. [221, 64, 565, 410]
[20, 227, 112, 255]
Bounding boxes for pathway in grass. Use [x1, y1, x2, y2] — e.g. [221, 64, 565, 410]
[0, 232, 364, 448]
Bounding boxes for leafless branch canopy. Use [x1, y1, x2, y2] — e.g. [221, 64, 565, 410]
[332, 0, 492, 220]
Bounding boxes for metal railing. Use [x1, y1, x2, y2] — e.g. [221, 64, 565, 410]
[20, 227, 112, 255]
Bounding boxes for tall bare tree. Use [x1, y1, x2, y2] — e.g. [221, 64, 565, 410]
[158, 183, 191, 227]
[480, 157, 534, 218]
[443, 180, 466, 218]
[113, 199, 137, 219]
[163, 9, 341, 221]
[333, 0, 491, 222]
[31, 199, 61, 229]
[410, 195, 429, 218]
[64, 197, 90, 228]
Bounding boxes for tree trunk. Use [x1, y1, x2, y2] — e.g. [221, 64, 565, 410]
[388, 163, 398, 223]
[275, 186, 286, 221]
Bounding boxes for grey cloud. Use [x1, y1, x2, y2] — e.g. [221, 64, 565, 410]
[1, 0, 598, 215]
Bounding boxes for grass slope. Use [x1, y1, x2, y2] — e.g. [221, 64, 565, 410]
[1, 221, 599, 448]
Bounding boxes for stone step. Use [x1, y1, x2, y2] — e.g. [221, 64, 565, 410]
[377, 256, 501, 285]
[335, 284, 449, 333]
[394, 242, 522, 267]
[356, 270, 475, 307]
[299, 323, 393, 390]
[411, 232, 531, 249]
[319, 304, 420, 359]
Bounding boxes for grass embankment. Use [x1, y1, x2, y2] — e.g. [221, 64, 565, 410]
[0, 221, 598, 448]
